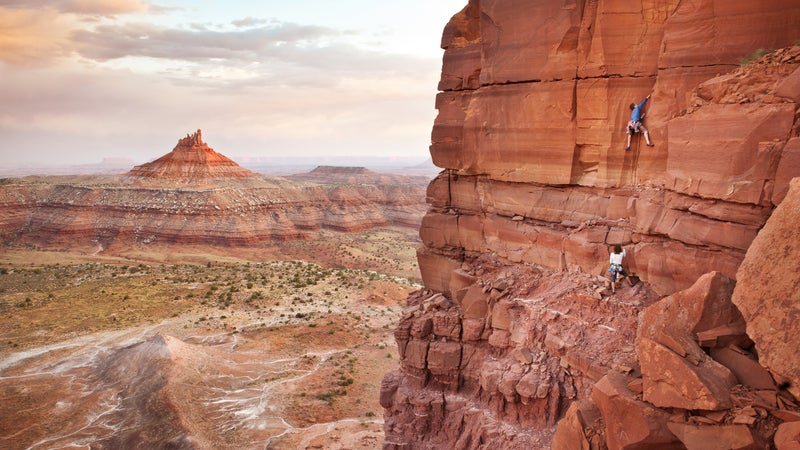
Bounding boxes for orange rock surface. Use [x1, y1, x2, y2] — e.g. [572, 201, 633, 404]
[426, 0, 800, 295]
[385, 0, 800, 448]
[128, 129, 257, 181]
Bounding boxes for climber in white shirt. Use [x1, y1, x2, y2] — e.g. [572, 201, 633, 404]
[608, 245, 629, 293]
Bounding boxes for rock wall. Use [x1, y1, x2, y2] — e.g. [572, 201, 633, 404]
[427, 0, 800, 295]
[383, 0, 800, 448]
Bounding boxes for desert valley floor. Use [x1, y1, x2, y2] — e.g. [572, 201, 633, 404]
[0, 227, 421, 449]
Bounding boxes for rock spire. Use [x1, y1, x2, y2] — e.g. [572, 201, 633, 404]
[127, 129, 256, 181]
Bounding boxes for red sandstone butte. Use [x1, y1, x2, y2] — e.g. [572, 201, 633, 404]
[127, 129, 256, 181]
[384, 0, 800, 449]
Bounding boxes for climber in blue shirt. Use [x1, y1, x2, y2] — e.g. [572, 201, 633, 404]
[625, 94, 655, 151]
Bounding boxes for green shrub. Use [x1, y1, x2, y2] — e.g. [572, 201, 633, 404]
[740, 48, 770, 66]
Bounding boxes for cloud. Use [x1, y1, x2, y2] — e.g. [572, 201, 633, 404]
[231, 16, 267, 28]
[0, 1, 460, 166]
[0, 0, 150, 15]
[71, 21, 342, 62]
[61, 0, 149, 15]
[68, 19, 435, 89]
[0, 7, 73, 65]
[0, 0, 154, 66]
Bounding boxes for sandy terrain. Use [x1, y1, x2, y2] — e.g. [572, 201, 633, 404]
[0, 227, 420, 449]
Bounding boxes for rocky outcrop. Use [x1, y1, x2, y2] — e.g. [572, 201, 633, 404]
[0, 132, 428, 249]
[382, 258, 659, 449]
[384, 0, 800, 448]
[551, 264, 800, 450]
[127, 129, 257, 182]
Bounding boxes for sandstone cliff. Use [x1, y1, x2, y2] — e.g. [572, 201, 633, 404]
[383, 0, 800, 448]
[425, 0, 800, 296]
[0, 132, 428, 250]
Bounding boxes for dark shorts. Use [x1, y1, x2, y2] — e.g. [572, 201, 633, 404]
[608, 264, 628, 282]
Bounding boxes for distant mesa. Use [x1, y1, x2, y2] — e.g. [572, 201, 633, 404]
[310, 166, 372, 175]
[288, 165, 430, 186]
[127, 129, 256, 181]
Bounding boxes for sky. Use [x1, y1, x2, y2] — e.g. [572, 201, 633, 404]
[0, 0, 466, 167]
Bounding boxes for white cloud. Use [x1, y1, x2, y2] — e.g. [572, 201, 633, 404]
[0, 0, 466, 166]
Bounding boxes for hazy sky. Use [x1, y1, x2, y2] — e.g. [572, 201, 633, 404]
[0, 0, 466, 167]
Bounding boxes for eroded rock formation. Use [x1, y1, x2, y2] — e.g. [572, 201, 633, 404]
[0, 132, 428, 249]
[383, 0, 800, 448]
[127, 129, 257, 182]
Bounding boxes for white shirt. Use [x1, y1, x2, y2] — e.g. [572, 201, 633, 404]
[609, 249, 626, 265]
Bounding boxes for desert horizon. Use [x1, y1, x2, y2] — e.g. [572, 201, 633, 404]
[0, 154, 440, 179]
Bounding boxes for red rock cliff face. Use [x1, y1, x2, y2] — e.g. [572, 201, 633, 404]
[383, 0, 800, 448]
[425, 0, 800, 296]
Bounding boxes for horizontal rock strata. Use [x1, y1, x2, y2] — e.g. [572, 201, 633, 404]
[384, 0, 800, 449]
[0, 179, 426, 248]
[428, 1, 800, 295]
[0, 131, 429, 249]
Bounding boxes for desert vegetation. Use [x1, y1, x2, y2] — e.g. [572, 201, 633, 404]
[0, 226, 420, 448]
[0, 259, 413, 354]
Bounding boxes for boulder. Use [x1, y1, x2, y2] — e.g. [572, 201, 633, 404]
[427, 341, 463, 379]
[639, 337, 736, 411]
[458, 284, 490, 319]
[591, 371, 681, 450]
[666, 422, 763, 450]
[774, 421, 800, 450]
[403, 340, 429, 371]
[551, 401, 597, 450]
[732, 178, 800, 400]
[639, 271, 740, 340]
[710, 346, 776, 390]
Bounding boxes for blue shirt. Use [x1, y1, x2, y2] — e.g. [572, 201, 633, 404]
[630, 97, 648, 122]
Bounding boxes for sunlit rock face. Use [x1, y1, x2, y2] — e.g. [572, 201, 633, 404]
[127, 129, 257, 181]
[384, 0, 800, 448]
[427, 0, 800, 296]
[0, 131, 429, 249]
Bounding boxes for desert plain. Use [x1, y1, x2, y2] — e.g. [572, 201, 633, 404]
[0, 227, 421, 449]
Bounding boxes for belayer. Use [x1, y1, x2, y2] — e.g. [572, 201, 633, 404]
[608, 245, 631, 294]
[625, 94, 655, 151]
